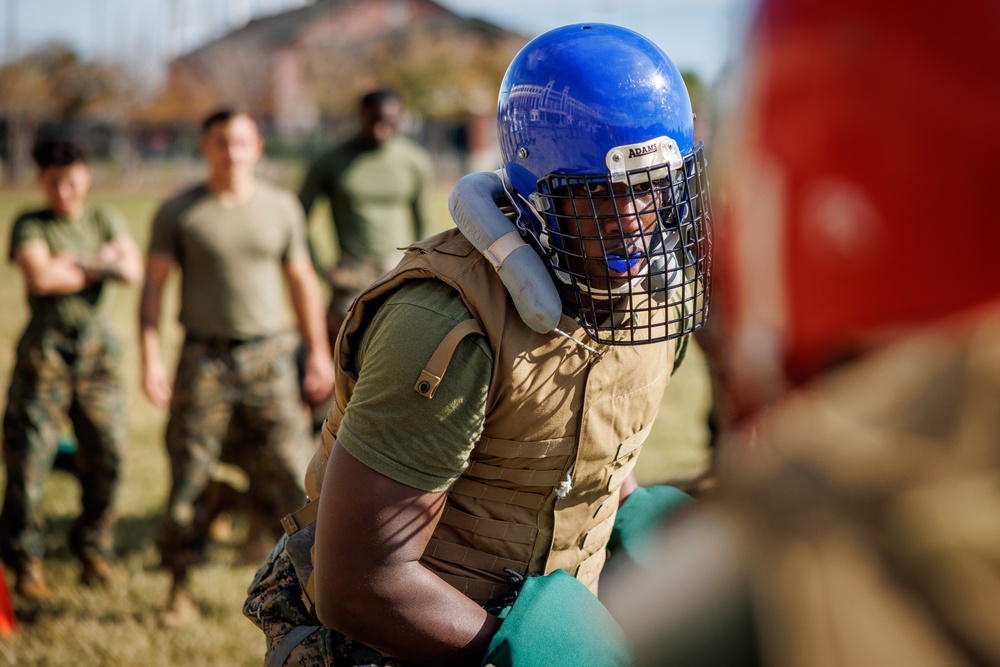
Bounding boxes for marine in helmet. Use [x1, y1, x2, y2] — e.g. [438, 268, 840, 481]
[243, 23, 712, 666]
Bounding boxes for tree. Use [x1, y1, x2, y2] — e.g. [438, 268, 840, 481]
[0, 43, 142, 183]
[141, 44, 276, 126]
[303, 23, 526, 122]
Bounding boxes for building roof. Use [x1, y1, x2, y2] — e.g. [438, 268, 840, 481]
[171, 0, 523, 65]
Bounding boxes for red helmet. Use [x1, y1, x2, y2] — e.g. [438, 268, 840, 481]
[718, 0, 1000, 418]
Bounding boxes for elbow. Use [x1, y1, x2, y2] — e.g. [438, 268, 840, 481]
[314, 573, 368, 635]
[314, 596, 345, 632]
[25, 281, 49, 296]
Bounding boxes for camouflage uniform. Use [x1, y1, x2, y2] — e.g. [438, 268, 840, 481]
[244, 536, 420, 667]
[161, 330, 314, 571]
[0, 320, 125, 570]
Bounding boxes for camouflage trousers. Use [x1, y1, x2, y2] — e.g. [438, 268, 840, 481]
[160, 330, 315, 571]
[244, 535, 419, 666]
[0, 321, 126, 569]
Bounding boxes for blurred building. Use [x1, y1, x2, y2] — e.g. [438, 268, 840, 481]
[148, 0, 529, 175]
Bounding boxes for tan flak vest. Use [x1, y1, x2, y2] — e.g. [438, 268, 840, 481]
[302, 228, 673, 603]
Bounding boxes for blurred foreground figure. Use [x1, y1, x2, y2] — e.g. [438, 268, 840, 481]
[0, 135, 142, 601]
[606, 1, 1000, 665]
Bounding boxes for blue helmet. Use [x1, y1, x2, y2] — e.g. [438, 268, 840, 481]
[497, 23, 712, 345]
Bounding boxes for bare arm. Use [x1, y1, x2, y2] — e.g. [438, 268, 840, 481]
[283, 253, 334, 404]
[78, 235, 145, 285]
[14, 239, 88, 295]
[139, 252, 175, 409]
[314, 443, 501, 665]
[13, 237, 140, 295]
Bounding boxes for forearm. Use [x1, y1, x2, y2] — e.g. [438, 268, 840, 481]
[24, 256, 88, 294]
[315, 444, 498, 664]
[287, 265, 331, 358]
[139, 284, 164, 366]
[319, 559, 500, 665]
[74, 256, 125, 285]
[140, 324, 162, 367]
[103, 238, 144, 283]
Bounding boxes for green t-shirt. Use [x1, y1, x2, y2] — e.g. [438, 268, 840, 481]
[298, 135, 433, 264]
[8, 204, 130, 329]
[337, 279, 494, 492]
[148, 182, 309, 339]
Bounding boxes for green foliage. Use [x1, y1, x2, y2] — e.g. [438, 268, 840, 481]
[0, 43, 141, 121]
[681, 70, 706, 115]
[0, 178, 710, 666]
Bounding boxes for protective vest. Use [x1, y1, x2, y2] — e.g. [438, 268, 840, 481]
[303, 228, 673, 603]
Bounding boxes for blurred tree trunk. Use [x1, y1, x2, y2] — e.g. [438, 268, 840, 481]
[4, 113, 32, 184]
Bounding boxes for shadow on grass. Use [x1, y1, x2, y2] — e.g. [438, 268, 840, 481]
[41, 512, 164, 563]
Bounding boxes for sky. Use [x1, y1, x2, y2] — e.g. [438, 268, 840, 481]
[1, 0, 751, 85]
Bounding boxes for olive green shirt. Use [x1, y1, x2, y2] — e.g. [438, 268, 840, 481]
[149, 182, 308, 339]
[299, 135, 433, 265]
[337, 279, 494, 492]
[9, 204, 130, 329]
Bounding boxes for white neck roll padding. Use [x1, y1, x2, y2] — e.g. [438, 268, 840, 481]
[448, 170, 563, 334]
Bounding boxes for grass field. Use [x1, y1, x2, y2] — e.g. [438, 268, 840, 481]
[0, 164, 711, 666]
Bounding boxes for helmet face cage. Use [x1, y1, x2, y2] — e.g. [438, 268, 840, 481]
[523, 142, 712, 345]
[497, 23, 713, 346]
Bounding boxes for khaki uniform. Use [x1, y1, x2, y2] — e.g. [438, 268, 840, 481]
[246, 229, 674, 664]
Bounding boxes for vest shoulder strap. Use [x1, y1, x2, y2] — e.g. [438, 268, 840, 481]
[414, 317, 486, 399]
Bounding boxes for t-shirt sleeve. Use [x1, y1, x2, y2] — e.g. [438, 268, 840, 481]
[281, 190, 310, 262]
[9, 213, 44, 261]
[147, 199, 178, 257]
[336, 281, 494, 492]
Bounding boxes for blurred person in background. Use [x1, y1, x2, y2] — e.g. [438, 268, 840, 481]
[298, 88, 434, 348]
[140, 109, 333, 627]
[244, 23, 712, 666]
[0, 134, 142, 602]
[604, 1, 1000, 665]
